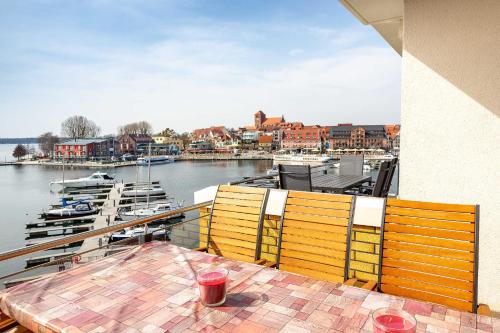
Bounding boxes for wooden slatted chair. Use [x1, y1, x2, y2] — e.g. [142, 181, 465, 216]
[380, 199, 490, 314]
[196, 185, 272, 265]
[276, 191, 376, 289]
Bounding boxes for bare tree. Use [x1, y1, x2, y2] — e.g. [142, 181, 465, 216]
[158, 128, 177, 137]
[118, 121, 153, 136]
[61, 116, 101, 140]
[38, 132, 60, 157]
[12, 144, 27, 161]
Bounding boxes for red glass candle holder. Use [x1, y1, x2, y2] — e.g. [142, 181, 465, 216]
[196, 267, 228, 307]
[372, 308, 417, 333]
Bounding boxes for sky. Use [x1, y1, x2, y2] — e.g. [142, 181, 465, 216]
[0, 0, 401, 137]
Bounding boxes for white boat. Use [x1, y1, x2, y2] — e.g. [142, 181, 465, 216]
[42, 202, 98, 220]
[109, 226, 167, 242]
[266, 165, 279, 176]
[50, 172, 115, 189]
[363, 164, 372, 171]
[273, 153, 332, 165]
[121, 186, 166, 197]
[119, 202, 184, 221]
[137, 156, 173, 166]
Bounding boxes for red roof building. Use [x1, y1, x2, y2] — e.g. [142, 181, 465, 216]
[281, 125, 329, 150]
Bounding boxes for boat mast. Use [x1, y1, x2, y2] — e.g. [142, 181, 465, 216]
[62, 155, 65, 197]
[134, 162, 138, 214]
[146, 143, 151, 209]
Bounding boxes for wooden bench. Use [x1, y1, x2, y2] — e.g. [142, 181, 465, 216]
[380, 198, 490, 314]
[196, 185, 273, 265]
[276, 191, 376, 289]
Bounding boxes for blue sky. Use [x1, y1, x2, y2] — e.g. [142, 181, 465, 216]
[0, 0, 401, 137]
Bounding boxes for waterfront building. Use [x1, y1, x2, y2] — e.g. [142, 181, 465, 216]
[341, 0, 500, 309]
[186, 141, 213, 153]
[54, 138, 114, 161]
[117, 134, 153, 155]
[254, 110, 286, 130]
[258, 135, 273, 151]
[329, 124, 388, 149]
[152, 135, 184, 150]
[281, 125, 329, 150]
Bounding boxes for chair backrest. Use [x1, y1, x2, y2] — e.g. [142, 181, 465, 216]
[206, 185, 269, 262]
[372, 161, 391, 197]
[340, 155, 364, 176]
[278, 164, 312, 191]
[276, 191, 354, 283]
[382, 158, 398, 196]
[380, 198, 479, 312]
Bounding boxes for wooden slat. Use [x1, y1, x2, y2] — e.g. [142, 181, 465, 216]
[280, 242, 345, 259]
[209, 236, 256, 250]
[213, 204, 261, 215]
[285, 205, 350, 218]
[385, 215, 475, 232]
[210, 229, 257, 243]
[381, 284, 473, 312]
[214, 197, 263, 207]
[280, 249, 345, 267]
[208, 242, 256, 257]
[382, 249, 473, 272]
[387, 199, 476, 213]
[382, 275, 472, 301]
[211, 210, 260, 221]
[210, 249, 254, 263]
[385, 207, 475, 222]
[218, 185, 266, 194]
[210, 223, 258, 236]
[284, 212, 348, 226]
[282, 227, 346, 243]
[384, 223, 475, 242]
[281, 235, 347, 252]
[288, 191, 352, 203]
[383, 241, 474, 261]
[211, 217, 259, 229]
[279, 264, 344, 283]
[382, 266, 473, 291]
[282, 219, 347, 235]
[383, 232, 474, 251]
[285, 198, 351, 210]
[279, 257, 345, 276]
[382, 258, 473, 281]
[216, 191, 264, 201]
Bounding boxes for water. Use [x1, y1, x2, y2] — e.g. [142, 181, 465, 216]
[0, 156, 272, 277]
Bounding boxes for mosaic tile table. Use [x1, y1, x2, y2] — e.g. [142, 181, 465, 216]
[0, 242, 498, 333]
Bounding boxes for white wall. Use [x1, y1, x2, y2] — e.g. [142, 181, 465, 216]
[400, 0, 500, 310]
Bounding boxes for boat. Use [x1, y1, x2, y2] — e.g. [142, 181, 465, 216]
[109, 226, 168, 242]
[50, 172, 115, 189]
[363, 164, 372, 171]
[137, 156, 173, 166]
[41, 201, 99, 220]
[119, 202, 184, 221]
[121, 186, 166, 197]
[266, 165, 279, 176]
[273, 153, 333, 165]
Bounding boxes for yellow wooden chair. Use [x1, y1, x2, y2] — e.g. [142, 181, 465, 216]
[276, 190, 375, 288]
[380, 198, 490, 314]
[196, 185, 273, 265]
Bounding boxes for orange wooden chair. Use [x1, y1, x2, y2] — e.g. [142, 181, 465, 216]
[379, 198, 490, 314]
[276, 190, 376, 289]
[196, 185, 273, 265]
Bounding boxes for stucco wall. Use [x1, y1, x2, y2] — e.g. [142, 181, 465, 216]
[401, 0, 500, 310]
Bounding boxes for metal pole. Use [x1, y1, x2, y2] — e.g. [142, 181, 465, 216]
[147, 143, 151, 209]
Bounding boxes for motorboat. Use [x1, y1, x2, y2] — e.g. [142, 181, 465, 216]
[119, 202, 184, 221]
[137, 156, 173, 166]
[266, 165, 279, 177]
[50, 172, 115, 189]
[273, 153, 333, 165]
[121, 186, 166, 197]
[109, 226, 168, 242]
[41, 201, 99, 220]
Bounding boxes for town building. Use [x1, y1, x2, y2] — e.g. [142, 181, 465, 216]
[258, 135, 273, 152]
[54, 138, 115, 160]
[152, 136, 184, 150]
[281, 125, 329, 151]
[117, 134, 153, 155]
[254, 111, 286, 130]
[186, 141, 213, 153]
[329, 124, 388, 149]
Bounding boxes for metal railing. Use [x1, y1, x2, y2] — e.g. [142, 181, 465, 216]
[0, 201, 212, 284]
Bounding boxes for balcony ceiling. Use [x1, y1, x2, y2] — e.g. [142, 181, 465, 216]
[339, 0, 403, 55]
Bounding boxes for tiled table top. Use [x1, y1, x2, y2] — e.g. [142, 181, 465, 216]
[0, 242, 498, 333]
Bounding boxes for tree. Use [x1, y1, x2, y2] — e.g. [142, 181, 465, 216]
[118, 121, 153, 136]
[12, 144, 27, 161]
[61, 115, 101, 140]
[158, 128, 177, 137]
[38, 132, 60, 157]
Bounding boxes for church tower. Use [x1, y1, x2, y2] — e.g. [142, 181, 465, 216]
[254, 110, 266, 129]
